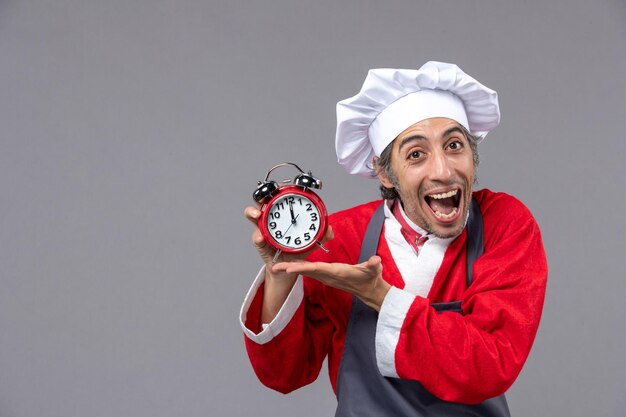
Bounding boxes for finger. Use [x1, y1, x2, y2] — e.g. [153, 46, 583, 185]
[251, 229, 275, 260]
[244, 206, 262, 225]
[364, 255, 383, 275]
[272, 260, 298, 272]
[272, 260, 317, 275]
[321, 225, 334, 243]
[273, 260, 344, 278]
[251, 229, 265, 249]
[364, 255, 382, 268]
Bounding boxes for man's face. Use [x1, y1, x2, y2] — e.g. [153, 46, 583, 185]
[377, 117, 475, 239]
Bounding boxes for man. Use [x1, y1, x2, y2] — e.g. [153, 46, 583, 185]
[240, 61, 547, 417]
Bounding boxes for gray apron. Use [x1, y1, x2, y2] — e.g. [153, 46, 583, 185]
[334, 199, 511, 417]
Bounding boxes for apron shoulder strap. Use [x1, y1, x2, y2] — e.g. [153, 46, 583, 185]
[466, 197, 484, 286]
[357, 202, 386, 264]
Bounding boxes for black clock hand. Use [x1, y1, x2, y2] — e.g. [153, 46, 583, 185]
[289, 200, 296, 224]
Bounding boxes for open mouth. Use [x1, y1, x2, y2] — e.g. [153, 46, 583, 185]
[424, 188, 462, 222]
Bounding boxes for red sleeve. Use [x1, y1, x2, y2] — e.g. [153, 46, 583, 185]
[243, 279, 336, 394]
[393, 193, 548, 404]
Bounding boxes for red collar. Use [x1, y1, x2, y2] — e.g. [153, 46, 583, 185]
[391, 201, 429, 252]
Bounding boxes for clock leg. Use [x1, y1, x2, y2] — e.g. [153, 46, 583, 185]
[272, 249, 283, 264]
[316, 241, 329, 253]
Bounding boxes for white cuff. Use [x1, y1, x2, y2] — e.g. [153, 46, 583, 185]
[375, 286, 415, 377]
[239, 266, 304, 345]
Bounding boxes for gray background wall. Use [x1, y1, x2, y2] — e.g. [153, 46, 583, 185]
[1, 1, 624, 416]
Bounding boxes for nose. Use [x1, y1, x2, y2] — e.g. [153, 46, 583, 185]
[428, 149, 453, 182]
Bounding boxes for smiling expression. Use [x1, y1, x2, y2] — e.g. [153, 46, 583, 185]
[376, 117, 475, 238]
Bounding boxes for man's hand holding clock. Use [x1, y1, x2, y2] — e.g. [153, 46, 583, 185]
[244, 205, 334, 324]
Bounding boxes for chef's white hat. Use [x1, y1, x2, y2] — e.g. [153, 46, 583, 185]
[335, 61, 500, 177]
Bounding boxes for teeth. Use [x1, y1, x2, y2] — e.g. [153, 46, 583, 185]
[429, 189, 458, 200]
[434, 207, 458, 219]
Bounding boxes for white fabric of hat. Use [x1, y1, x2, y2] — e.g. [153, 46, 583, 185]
[335, 61, 500, 177]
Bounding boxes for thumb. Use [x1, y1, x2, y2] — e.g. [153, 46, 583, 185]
[365, 255, 383, 275]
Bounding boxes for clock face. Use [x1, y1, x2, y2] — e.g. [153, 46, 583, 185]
[265, 192, 323, 252]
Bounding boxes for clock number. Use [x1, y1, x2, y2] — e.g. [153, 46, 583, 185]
[269, 221, 277, 229]
[298, 198, 303, 206]
[309, 224, 317, 231]
[306, 203, 312, 211]
[285, 236, 291, 244]
[274, 230, 283, 239]
[287, 196, 295, 204]
[294, 237, 301, 245]
[304, 232, 311, 241]
[270, 212, 281, 220]
[310, 213, 318, 221]
[277, 202, 285, 211]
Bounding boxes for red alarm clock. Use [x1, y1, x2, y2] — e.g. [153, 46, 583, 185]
[253, 163, 329, 260]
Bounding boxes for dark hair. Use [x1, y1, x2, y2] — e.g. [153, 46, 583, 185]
[374, 126, 480, 200]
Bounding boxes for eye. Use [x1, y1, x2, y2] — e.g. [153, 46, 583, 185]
[408, 150, 422, 159]
[446, 140, 463, 151]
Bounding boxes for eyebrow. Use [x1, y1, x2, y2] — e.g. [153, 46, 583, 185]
[398, 134, 427, 151]
[398, 126, 466, 151]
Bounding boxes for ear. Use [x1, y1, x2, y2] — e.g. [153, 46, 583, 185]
[373, 156, 394, 188]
